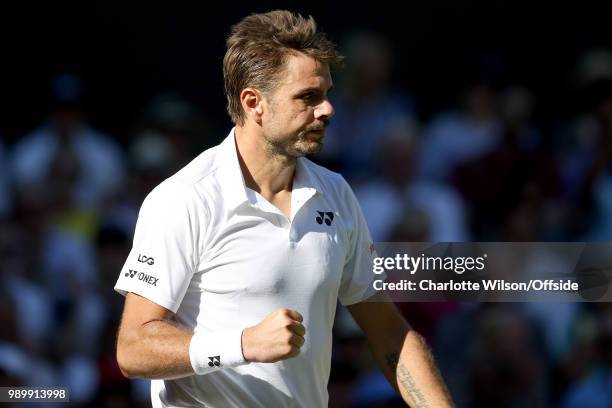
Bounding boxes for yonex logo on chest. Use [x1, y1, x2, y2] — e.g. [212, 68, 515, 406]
[315, 211, 334, 226]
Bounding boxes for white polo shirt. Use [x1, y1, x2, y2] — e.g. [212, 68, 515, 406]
[114, 129, 379, 407]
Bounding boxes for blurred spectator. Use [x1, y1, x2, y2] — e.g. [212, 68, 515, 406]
[42, 226, 106, 355]
[317, 31, 415, 183]
[355, 120, 469, 242]
[435, 304, 550, 408]
[11, 74, 126, 215]
[418, 82, 502, 183]
[131, 92, 209, 174]
[520, 291, 579, 365]
[0, 221, 52, 353]
[129, 93, 204, 194]
[452, 86, 561, 239]
[469, 305, 549, 407]
[0, 223, 56, 388]
[354, 121, 419, 241]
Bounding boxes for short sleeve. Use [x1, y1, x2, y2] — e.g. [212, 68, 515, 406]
[114, 182, 203, 312]
[337, 179, 383, 306]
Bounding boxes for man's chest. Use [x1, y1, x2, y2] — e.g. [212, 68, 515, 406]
[195, 202, 349, 299]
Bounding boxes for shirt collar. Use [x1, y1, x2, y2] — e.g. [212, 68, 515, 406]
[219, 128, 250, 211]
[219, 128, 324, 211]
[293, 155, 323, 203]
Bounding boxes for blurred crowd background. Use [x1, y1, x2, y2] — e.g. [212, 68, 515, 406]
[1, 2, 612, 407]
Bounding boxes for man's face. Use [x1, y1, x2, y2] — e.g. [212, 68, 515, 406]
[260, 53, 335, 158]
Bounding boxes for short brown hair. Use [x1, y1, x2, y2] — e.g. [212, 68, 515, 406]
[223, 10, 343, 125]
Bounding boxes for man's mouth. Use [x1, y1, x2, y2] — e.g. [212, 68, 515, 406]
[304, 130, 325, 141]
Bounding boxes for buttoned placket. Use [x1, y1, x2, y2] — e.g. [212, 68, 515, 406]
[245, 182, 317, 248]
[288, 184, 317, 247]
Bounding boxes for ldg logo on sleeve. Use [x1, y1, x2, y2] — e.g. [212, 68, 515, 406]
[138, 254, 155, 265]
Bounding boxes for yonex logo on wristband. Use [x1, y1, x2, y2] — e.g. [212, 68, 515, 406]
[125, 270, 138, 278]
[208, 356, 221, 367]
[315, 211, 334, 226]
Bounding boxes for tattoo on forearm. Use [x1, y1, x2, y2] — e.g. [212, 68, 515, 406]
[384, 352, 431, 408]
[397, 361, 431, 408]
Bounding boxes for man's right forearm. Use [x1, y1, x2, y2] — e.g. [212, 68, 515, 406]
[116, 307, 306, 380]
[117, 318, 195, 380]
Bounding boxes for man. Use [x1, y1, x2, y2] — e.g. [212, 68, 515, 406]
[115, 10, 454, 407]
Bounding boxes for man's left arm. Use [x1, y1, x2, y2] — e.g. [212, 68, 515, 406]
[347, 294, 455, 408]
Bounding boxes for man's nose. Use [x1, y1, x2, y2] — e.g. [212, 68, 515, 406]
[315, 99, 334, 119]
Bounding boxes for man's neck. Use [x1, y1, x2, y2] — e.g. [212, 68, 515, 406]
[234, 125, 296, 198]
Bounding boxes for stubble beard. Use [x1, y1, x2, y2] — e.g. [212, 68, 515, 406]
[265, 128, 325, 159]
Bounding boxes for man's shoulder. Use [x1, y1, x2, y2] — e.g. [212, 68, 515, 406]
[170, 144, 225, 188]
[142, 144, 225, 212]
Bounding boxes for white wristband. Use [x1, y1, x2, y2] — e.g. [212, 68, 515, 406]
[189, 329, 247, 375]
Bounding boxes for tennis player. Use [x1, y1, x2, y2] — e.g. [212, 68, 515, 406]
[115, 10, 454, 407]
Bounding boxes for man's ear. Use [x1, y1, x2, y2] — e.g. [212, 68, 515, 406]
[240, 88, 265, 125]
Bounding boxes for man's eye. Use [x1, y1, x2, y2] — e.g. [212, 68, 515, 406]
[301, 93, 325, 104]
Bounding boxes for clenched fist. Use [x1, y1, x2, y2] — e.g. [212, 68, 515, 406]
[241, 308, 306, 363]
